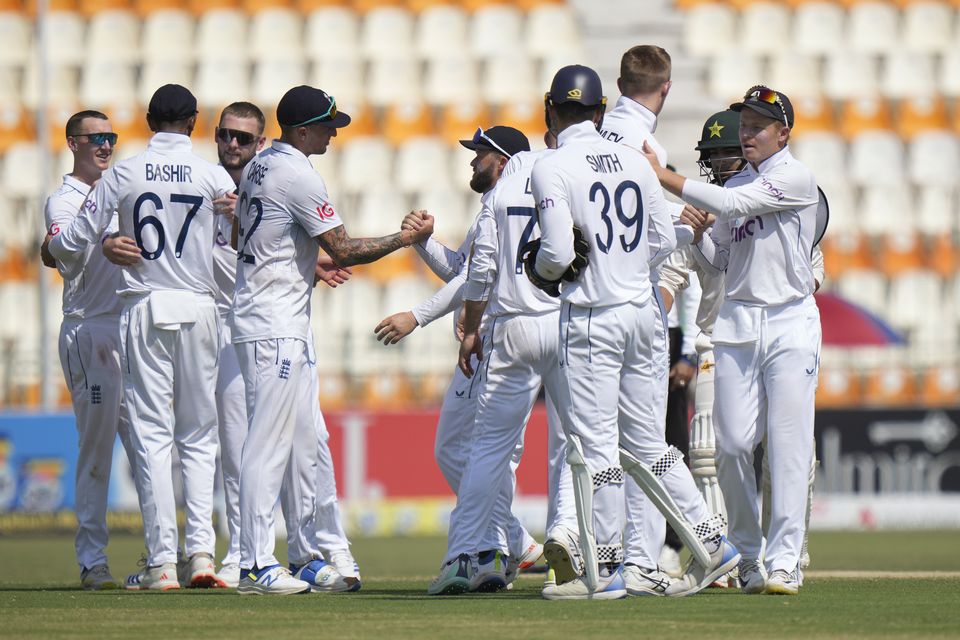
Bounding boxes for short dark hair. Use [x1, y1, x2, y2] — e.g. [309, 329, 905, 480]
[65, 110, 108, 138]
[619, 45, 671, 96]
[219, 101, 265, 135]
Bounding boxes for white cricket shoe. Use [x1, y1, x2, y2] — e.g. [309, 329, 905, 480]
[237, 565, 310, 595]
[327, 549, 362, 592]
[80, 564, 118, 591]
[765, 568, 800, 596]
[125, 562, 180, 591]
[187, 552, 225, 588]
[658, 545, 683, 579]
[427, 554, 473, 596]
[217, 563, 240, 589]
[541, 566, 627, 601]
[506, 541, 543, 584]
[542, 527, 583, 586]
[292, 559, 352, 593]
[664, 536, 741, 597]
[469, 550, 507, 593]
[737, 559, 767, 594]
[623, 564, 672, 596]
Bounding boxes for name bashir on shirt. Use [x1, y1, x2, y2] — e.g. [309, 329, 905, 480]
[585, 153, 623, 173]
[145, 163, 193, 182]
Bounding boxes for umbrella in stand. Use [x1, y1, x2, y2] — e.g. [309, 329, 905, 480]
[814, 292, 906, 347]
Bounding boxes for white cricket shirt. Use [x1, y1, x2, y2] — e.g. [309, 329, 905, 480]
[44, 174, 123, 319]
[231, 140, 344, 344]
[465, 149, 559, 317]
[533, 121, 677, 308]
[48, 133, 235, 299]
[212, 202, 237, 318]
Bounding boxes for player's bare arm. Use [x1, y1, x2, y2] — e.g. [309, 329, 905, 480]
[318, 212, 434, 267]
[102, 234, 141, 266]
[40, 234, 56, 268]
[314, 254, 352, 288]
[374, 311, 418, 345]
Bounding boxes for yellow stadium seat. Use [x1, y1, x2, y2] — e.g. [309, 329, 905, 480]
[920, 367, 960, 407]
[816, 367, 863, 408]
[897, 95, 949, 140]
[381, 103, 435, 145]
[862, 367, 918, 407]
[840, 97, 893, 140]
[438, 102, 490, 145]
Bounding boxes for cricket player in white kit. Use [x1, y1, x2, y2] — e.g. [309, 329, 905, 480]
[40, 111, 135, 590]
[529, 65, 739, 600]
[47, 85, 236, 591]
[646, 86, 822, 596]
[428, 144, 574, 595]
[232, 85, 434, 595]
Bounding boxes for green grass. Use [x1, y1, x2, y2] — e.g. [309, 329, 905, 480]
[1, 532, 959, 639]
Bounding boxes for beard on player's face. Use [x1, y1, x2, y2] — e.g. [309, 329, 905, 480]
[219, 145, 256, 170]
[469, 151, 501, 193]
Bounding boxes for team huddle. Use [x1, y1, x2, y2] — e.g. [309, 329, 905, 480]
[41, 44, 824, 600]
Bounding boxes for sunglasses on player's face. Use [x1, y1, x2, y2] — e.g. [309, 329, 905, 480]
[744, 86, 789, 127]
[71, 132, 118, 146]
[216, 127, 258, 146]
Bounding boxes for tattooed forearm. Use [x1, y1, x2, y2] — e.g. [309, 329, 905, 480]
[319, 225, 409, 267]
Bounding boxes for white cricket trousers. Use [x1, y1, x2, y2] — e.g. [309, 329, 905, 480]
[445, 311, 570, 560]
[59, 315, 136, 571]
[623, 286, 670, 568]
[236, 337, 317, 569]
[714, 296, 820, 572]
[555, 300, 711, 554]
[310, 370, 352, 557]
[434, 329, 535, 559]
[119, 294, 220, 566]
[216, 320, 247, 567]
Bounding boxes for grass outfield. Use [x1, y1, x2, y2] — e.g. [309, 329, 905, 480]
[1, 532, 959, 639]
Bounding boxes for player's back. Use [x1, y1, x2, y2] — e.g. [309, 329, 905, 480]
[599, 96, 667, 165]
[110, 133, 232, 297]
[533, 121, 676, 308]
[232, 140, 343, 344]
[485, 149, 559, 317]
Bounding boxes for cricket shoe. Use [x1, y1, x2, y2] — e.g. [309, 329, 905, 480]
[765, 568, 800, 596]
[187, 552, 226, 588]
[506, 541, 543, 584]
[658, 545, 684, 579]
[125, 562, 180, 591]
[541, 566, 627, 601]
[291, 559, 352, 593]
[622, 564, 672, 596]
[238, 565, 310, 595]
[327, 549, 362, 592]
[469, 550, 508, 593]
[217, 563, 240, 589]
[80, 564, 118, 590]
[737, 559, 766, 594]
[542, 526, 583, 586]
[427, 554, 473, 596]
[664, 536, 740, 597]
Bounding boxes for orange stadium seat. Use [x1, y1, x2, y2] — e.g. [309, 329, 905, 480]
[134, 0, 189, 14]
[360, 372, 415, 409]
[495, 101, 547, 145]
[0, 107, 32, 154]
[404, 0, 450, 10]
[840, 98, 894, 140]
[298, 0, 347, 9]
[105, 104, 152, 143]
[816, 367, 863, 408]
[241, 0, 293, 12]
[862, 367, 919, 407]
[381, 103, 435, 145]
[925, 233, 958, 278]
[876, 233, 925, 277]
[317, 372, 350, 410]
[330, 104, 376, 143]
[513, 0, 564, 9]
[351, 0, 404, 13]
[791, 97, 836, 137]
[459, 0, 512, 12]
[189, 0, 241, 12]
[920, 367, 960, 407]
[820, 234, 874, 278]
[897, 96, 949, 140]
[438, 102, 490, 145]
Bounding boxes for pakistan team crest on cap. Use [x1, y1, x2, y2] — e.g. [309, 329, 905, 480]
[708, 121, 724, 139]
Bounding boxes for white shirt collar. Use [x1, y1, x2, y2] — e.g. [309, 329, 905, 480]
[147, 132, 193, 153]
[62, 173, 92, 195]
[612, 96, 658, 134]
[271, 139, 311, 163]
[557, 120, 601, 147]
[751, 145, 793, 175]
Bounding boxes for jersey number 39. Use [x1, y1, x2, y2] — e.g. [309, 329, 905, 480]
[590, 180, 644, 254]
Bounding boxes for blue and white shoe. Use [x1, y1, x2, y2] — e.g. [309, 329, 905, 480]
[290, 559, 352, 593]
[328, 549, 362, 592]
[469, 550, 507, 593]
[665, 536, 741, 597]
[541, 565, 627, 600]
[237, 564, 310, 595]
[765, 568, 800, 596]
[427, 554, 473, 596]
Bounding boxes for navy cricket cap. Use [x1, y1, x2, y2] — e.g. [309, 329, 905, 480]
[731, 85, 794, 128]
[459, 126, 530, 158]
[277, 85, 351, 128]
[147, 84, 197, 122]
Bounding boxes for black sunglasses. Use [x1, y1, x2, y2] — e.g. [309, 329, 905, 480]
[70, 132, 118, 146]
[216, 127, 258, 146]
